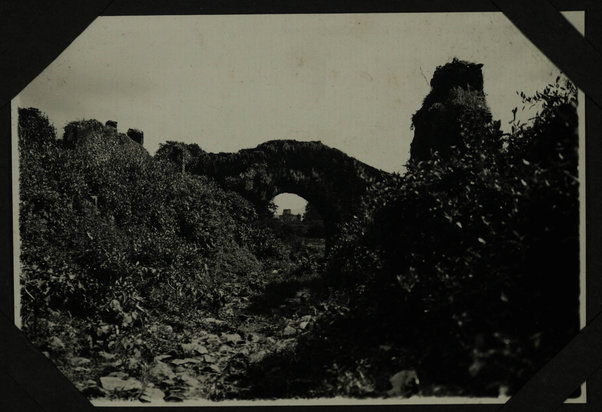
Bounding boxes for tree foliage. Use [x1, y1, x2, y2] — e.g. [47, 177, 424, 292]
[328, 77, 579, 395]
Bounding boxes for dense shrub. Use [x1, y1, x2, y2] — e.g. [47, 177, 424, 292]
[328, 77, 579, 395]
[18, 110, 268, 345]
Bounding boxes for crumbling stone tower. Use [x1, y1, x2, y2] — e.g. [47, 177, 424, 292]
[410, 58, 494, 162]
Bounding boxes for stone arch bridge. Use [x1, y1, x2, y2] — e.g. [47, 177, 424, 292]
[182, 140, 392, 238]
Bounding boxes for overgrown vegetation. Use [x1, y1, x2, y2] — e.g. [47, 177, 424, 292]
[326, 75, 579, 396]
[18, 110, 293, 399]
[18, 62, 580, 401]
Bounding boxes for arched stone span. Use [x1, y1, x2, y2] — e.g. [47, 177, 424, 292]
[187, 140, 392, 237]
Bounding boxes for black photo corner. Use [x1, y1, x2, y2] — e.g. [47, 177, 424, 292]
[1, 1, 602, 411]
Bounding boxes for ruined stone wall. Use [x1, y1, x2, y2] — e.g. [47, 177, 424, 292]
[410, 58, 493, 162]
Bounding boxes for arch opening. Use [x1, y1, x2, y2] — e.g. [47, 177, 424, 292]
[272, 193, 307, 218]
[269, 193, 326, 254]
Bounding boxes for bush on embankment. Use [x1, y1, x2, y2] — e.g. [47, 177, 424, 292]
[18, 108, 282, 358]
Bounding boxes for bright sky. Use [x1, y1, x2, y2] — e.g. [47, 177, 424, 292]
[15, 12, 584, 215]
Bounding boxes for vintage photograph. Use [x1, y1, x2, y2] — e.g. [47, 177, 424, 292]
[13, 12, 584, 404]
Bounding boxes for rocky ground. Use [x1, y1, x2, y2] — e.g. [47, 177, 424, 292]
[43, 237, 429, 403]
[56, 240, 344, 403]
[85, 307, 317, 402]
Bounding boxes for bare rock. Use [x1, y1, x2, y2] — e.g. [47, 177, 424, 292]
[203, 364, 221, 373]
[153, 354, 172, 363]
[150, 362, 176, 381]
[139, 387, 165, 403]
[387, 369, 419, 397]
[171, 358, 202, 366]
[222, 333, 242, 344]
[181, 342, 208, 355]
[177, 372, 200, 387]
[248, 350, 268, 365]
[219, 344, 233, 353]
[283, 325, 297, 336]
[100, 376, 143, 392]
